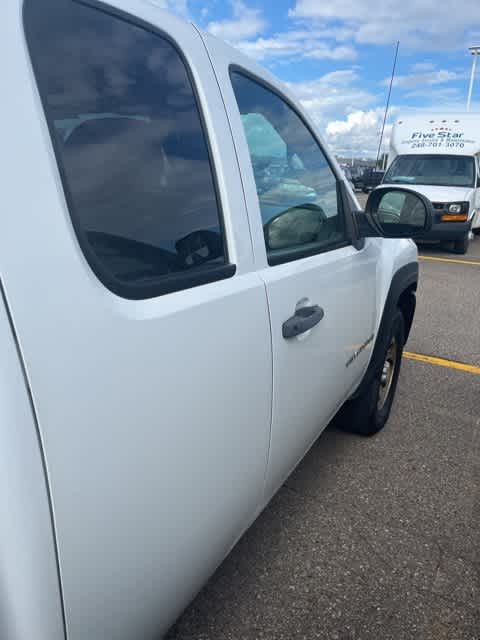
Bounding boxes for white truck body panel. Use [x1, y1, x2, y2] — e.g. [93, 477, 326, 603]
[0, 286, 65, 640]
[1, 1, 421, 639]
[389, 113, 480, 161]
[4, 4, 272, 638]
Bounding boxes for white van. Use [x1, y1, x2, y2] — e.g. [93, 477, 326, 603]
[383, 113, 480, 253]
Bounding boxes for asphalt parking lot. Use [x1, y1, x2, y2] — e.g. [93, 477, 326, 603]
[166, 197, 480, 639]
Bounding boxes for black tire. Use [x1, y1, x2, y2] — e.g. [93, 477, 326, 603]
[473, 228, 480, 236]
[453, 234, 469, 255]
[335, 309, 405, 436]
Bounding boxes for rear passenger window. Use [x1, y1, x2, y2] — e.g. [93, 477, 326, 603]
[24, 0, 231, 299]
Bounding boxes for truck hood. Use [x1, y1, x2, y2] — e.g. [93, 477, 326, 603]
[381, 183, 473, 204]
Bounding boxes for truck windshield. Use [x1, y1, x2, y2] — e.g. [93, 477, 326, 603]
[384, 154, 475, 188]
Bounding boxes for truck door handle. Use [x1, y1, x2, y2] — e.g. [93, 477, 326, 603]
[282, 305, 325, 339]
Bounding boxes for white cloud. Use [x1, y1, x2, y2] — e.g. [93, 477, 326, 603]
[325, 109, 395, 157]
[404, 87, 462, 101]
[306, 45, 357, 61]
[291, 69, 361, 90]
[277, 71, 392, 156]
[284, 72, 385, 155]
[236, 32, 357, 62]
[205, 8, 357, 63]
[289, 0, 480, 50]
[327, 110, 380, 136]
[386, 68, 465, 89]
[283, 62, 472, 157]
[399, 99, 480, 113]
[287, 70, 375, 120]
[410, 62, 435, 73]
[207, 1, 266, 42]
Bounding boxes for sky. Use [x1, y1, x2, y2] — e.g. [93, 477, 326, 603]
[157, 0, 480, 158]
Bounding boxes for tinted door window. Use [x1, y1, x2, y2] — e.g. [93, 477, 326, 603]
[231, 72, 347, 264]
[24, 0, 230, 298]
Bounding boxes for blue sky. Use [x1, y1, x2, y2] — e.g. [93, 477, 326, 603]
[160, 0, 480, 157]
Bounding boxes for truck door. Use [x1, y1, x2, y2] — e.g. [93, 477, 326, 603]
[202, 35, 379, 500]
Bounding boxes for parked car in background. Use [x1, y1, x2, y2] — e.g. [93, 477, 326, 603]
[383, 113, 480, 254]
[353, 173, 365, 191]
[362, 167, 386, 193]
[340, 164, 355, 191]
[3, 1, 432, 639]
[351, 166, 365, 190]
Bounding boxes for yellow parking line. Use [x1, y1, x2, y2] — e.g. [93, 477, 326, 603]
[419, 255, 480, 266]
[404, 351, 480, 376]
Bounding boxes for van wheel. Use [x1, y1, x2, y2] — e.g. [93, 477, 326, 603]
[453, 234, 469, 255]
[334, 310, 405, 436]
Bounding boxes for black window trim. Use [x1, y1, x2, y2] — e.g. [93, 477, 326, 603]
[228, 65, 352, 266]
[23, 0, 236, 301]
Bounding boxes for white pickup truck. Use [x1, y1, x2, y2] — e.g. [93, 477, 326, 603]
[2, 1, 432, 639]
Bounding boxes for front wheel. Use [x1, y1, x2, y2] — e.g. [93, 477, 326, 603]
[334, 310, 405, 436]
[453, 234, 469, 255]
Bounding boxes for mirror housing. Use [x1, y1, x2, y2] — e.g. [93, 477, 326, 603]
[356, 186, 433, 239]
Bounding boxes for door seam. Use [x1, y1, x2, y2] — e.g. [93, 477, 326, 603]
[192, 23, 257, 262]
[259, 279, 275, 503]
[0, 280, 68, 640]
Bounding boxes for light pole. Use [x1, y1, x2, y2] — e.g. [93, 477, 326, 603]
[467, 46, 480, 111]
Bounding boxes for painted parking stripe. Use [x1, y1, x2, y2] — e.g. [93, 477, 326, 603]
[404, 351, 480, 376]
[419, 255, 480, 266]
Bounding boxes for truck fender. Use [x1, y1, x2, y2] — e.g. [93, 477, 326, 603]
[351, 262, 418, 399]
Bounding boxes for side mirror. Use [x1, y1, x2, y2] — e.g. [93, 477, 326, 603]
[357, 186, 433, 238]
[264, 204, 327, 251]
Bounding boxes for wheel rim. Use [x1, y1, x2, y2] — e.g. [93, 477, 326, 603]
[377, 337, 398, 410]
